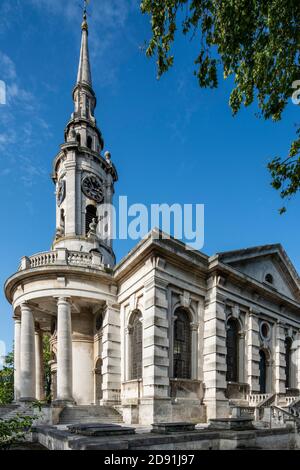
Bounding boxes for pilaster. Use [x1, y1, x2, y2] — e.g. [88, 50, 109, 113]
[100, 302, 121, 405]
[247, 309, 260, 392]
[140, 269, 171, 424]
[203, 279, 228, 419]
[275, 321, 286, 393]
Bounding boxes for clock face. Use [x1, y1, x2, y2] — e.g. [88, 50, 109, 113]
[82, 175, 104, 203]
[57, 180, 66, 207]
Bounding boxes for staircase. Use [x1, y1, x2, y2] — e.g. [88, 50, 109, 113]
[0, 404, 36, 421]
[234, 393, 300, 429]
[58, 405, 123, 425]
[0, 405, 19, 418]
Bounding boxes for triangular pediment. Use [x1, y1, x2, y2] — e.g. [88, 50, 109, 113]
[218, 244, 300, 301]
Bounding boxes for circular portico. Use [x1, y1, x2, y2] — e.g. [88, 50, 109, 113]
[5, 248, 120, 406]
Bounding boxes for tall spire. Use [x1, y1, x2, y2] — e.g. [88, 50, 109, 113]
[77, 9, 92, 87]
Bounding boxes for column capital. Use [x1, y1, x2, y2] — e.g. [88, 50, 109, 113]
[249, 307, 259, 317]
[56, 297, 71, 306]
[13, 316, 21, 323]
[20, 302, 33, 313]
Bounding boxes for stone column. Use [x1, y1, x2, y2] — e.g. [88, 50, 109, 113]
[100, 302, 121, 405]
[56, 298, 73, 403]
[247, 310, 260, 392]
[13, 316, 21, 401]
[20, 304, 36, 401]
[203, 278, 228, 420]
[275, 321, 286, 393]
[35, 327, 45, 401]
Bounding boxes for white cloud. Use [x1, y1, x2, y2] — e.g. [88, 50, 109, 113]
[0, 52, 17, 81]
[0, 51, 49, 191]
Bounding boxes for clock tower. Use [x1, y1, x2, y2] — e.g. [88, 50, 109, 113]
[52, 11, 117, 266]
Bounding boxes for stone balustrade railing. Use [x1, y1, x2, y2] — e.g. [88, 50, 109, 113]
[247, 393, 271, 406]
[29, 252, 58, 268]
[19, 248, 103, 271]
[67, 251, 93, 266]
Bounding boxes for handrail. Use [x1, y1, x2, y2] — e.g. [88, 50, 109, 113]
[271, 405, 300, 424]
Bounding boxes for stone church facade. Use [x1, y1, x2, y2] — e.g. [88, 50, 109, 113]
[5, 13, 300, 426]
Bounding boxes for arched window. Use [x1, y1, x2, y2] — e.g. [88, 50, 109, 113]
[259, 350, 267, 393]
[285, 337, 293, 389]
[226, 318, 239, 382]
[85, 205, 98, 235]
[265, 273, 274, 284]
[87, 136, 93, 150]
[173, 309, 191, 379]
[76, 133, 81, 146]
[130, 312, 143, 380]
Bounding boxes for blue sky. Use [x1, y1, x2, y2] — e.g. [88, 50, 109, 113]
[0, 0, 299, 351]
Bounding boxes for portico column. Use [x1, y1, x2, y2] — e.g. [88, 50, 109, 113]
[20, 304, 36, 401]
[35, 327, 45, 401]
[56, 298, 73, 403]
[13, 316, 21, 401]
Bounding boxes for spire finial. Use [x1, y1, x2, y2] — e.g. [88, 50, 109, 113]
[77, 0, 92, 86]
[82, 0, 89, 31]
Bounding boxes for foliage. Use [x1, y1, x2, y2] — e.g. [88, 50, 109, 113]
[0, 353, 14, 405]
[0, 410, 39, 450]
[140, 0, 300, 211]
[43, 335, 52, 402]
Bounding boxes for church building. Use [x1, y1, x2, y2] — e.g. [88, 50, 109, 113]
[5, 12, 300, 426]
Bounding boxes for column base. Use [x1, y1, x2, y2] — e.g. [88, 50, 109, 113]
[19, 397, 37, 403]
[100, 399, 120, 407]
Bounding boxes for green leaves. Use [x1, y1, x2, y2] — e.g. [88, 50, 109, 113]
[0, 411, 39, 450]
[268, 134, 300, 213]
[140, 0, 300, 210]
[0, 353, 14, 405]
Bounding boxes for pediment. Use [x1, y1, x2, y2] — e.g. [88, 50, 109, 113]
[218, 244, 300, 301]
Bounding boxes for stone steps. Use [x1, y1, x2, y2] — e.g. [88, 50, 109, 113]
[58, 406, 123, 425]
[0, 405, 19, 418]
[0, 405, 36, 421]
